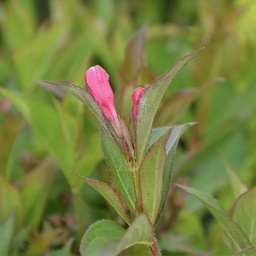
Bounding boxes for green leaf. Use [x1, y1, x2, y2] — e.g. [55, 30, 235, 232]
[73, 132, 102, 189]
[114, 214, 154, 255]
[223, 157, 248, 198]
[149, 123, 195, 153]
[230, 186, 256, 244]
[149, 126, 171, 150]
[167, 123, 196, 155]
[139, 131, 168, 223]
[20, 157, 58, 229]
[0, 177, 22, 228]
[177, 185, 255, 255]
[0, 213, 15, 256]
[100, 127, 136, 212]
[0, 88, 74, 172]
[73, 173, 131, 225]
[123, 244, 151, 255]
[156, 123, 195, 223]
[136, 48, 204, 164]
[80, 214, 154, 256]
[80, 220, 126, 256]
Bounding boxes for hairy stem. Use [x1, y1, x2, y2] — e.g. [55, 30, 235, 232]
[149, 237, 161, 256]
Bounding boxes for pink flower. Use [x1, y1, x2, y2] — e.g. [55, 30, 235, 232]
[85, 65, 122, 137]
[85, 65, 117, 121]
[132, 87, 145, 121]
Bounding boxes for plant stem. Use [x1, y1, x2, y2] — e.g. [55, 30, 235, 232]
[73, 188, 84, 239]
[149, 237, 161, 256]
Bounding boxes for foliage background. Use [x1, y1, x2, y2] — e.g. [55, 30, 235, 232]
[0, 0, 256, 255]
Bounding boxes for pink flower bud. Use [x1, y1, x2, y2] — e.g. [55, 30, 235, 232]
[85, 65, 117, 122]
[132, 87, 145, 121]
[85, 65, 123, 137]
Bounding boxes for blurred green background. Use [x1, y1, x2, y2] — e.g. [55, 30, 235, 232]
[0, 0, 256, 255]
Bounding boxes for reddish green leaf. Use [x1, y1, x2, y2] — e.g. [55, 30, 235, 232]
[139, 131, 168, 223]
[100, 127, 136, 212]
[149, 123, 195, 223]
[136, 48, 204, 164]
[73, 173, 131, 225]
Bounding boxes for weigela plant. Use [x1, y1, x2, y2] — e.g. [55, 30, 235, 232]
[42, 48, 203, 255]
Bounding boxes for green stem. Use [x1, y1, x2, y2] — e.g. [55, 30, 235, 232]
[132, 165, 142, 215]
[73, 188, 84, 239]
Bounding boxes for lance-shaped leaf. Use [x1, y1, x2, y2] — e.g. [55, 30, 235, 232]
[139, 131, 169, 223]
[80, 214, 154, 256]
[38, 81, 108, 131]
[230, 186, 256, 244]
[177, 185, 255, 255]
[136, 48, 204, 164]
[155, 123, 195, 223]
[73, 172, 131, 225]
[100, 127, 136, 212]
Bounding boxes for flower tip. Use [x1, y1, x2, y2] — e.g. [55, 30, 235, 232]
[85, 65, 109, 85]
